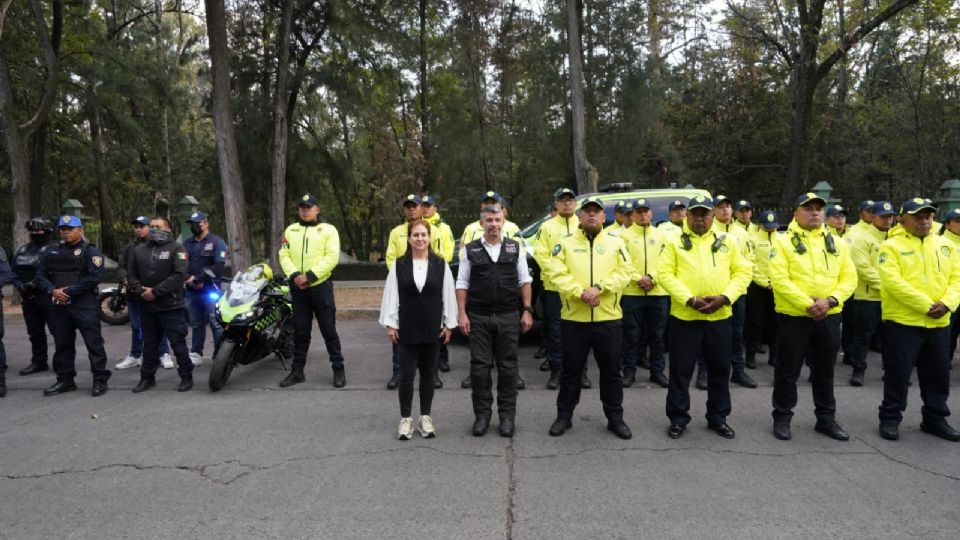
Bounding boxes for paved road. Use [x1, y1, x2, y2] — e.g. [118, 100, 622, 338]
[1, 319, 958, 539]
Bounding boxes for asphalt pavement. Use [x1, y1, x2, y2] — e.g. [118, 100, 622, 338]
[1, 318, 958, 539]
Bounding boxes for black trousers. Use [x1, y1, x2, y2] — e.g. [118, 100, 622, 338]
[291, 281, 344, 371]
[21, 295, 51, 366]
[879, 322, 951, 425]
[469, 312, 520, 420]
[398, 342, 437, 417]
[840, 296, 856, 357]
[47, 301, 111, 383]
[556, 320, 624, 421]
[772, 314, 840, 424]
[0, 306, 5, 377]
[849, 300, 881, 371]
[666, 317, 732, 427]
[140, 308, 194, 377]
[744, 283, 778, 359]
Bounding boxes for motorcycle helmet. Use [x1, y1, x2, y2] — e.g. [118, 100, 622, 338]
[25, 217, 53, 233]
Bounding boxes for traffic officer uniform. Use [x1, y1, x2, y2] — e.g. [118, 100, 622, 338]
[12, 218, 57, 376]
[460, 191, 522, 246]
[744, 211, 781, 368]
[620, 198, 670, 388]
[710, 196, 757, 389]
[127, 224, 195, 392]
[657, 200, 687, 238]
[35, 215, 111, 396]
[604, 200, 632, 237]
[278, 194, 346, 387]
[877, 199, 960, 442]
[532, 188, 580, 389]
[825, 204, 857, 366]
[847, 201, 895, 386]
[941, 208, 960, 359]
[0, 246, 17, 397]
[541, 196, 634, 439]
[768, 193, 857, 441]
[457, 220, 533, 437]
[183, 212, 227, 358]
[657, 196, 752, 439]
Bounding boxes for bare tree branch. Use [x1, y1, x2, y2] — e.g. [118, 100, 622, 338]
[726, 1, 794, 67]
[19, 0, 60, 135]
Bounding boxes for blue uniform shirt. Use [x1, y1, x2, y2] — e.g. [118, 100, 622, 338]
[184, 232, 228, 287]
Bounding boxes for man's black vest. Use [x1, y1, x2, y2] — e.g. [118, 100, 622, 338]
[46, 241, 91, 289]
[14, 240, 54, 282]
[465, 237, 520, 316]
[396, 253, 445, 345]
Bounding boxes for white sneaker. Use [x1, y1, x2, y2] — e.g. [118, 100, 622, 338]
[115, 355, 142, 369]
[398, 417, 415, 440]
[189, 352, 203, 366]
[160, 353, 174, 369]
[417, 415, 436, 438]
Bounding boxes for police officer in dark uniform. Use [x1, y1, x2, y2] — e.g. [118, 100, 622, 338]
[0, 245, 17, 397]
[12, 218, 57, 376]
[183, 212, 228, 363]
[127, 216, 195, 392]
[35, 215, 111, 396]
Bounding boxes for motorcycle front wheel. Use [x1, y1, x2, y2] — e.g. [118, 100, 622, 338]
[98, 292, 129, 325]
[208, 339, 240, 392]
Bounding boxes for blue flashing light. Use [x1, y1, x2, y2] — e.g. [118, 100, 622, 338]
[207, 290, 221, 301]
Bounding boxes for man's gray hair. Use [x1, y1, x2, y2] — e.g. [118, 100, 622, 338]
[480, 204, 502, 218]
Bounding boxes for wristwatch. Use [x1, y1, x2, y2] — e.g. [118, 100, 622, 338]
[827, 296, 839, 308]
[593, 283, 603, 292]
[522, 306, 534, 314]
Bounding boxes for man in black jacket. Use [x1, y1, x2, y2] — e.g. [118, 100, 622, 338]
[127, 216, 195, 392]
[11, 218, 57, 377]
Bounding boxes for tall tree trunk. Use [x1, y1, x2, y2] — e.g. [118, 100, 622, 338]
[88, 94, 118, 257]
[155, 0, 172, 208]
[566, 0, 597, 193]
[418, 0, 431, 192]
[204, 0, 252, 270]
[268, 0, 294, 270]
[27, 120, 48, 215]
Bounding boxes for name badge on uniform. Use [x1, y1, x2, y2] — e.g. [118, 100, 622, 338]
[204, 243, 214, 252]
[504, 243, 517, 254]
[74, 249, 82, 256]
[159, 251, 170, 260]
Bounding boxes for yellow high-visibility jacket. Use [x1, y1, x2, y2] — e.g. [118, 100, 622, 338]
[279, 221, 340, 286]
[423, 212, 455, 263]
[851, 224, 886, 301]
[750, 228, 782, 289]
[620, 224, 667, 296]
[657, 223, 752, 321]
[878, 226, 960, 328]
[767, 220, 857, 317]
[539, 228, 632, 322]
[460, 219, 521, 247]
[385, 222, 440, 269]
[532, 214, 580, 292]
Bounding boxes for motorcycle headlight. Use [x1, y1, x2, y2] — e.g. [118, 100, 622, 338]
[233, 311, 255, 322]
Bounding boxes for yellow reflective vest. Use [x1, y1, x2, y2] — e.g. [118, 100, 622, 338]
[279, 221, 340, 286]
[423, 212, 455, 263]
[878, 227, 960, 328]
[539, 228, 632, 322]
[767, 220, 857, 317]
[385, 222, 441, 269]
[532, 214, 580, 292]
[620, 224, 667, 296]
[657, 224, 753, 321]
[460, 219, 521, 247]
[750, 228, 781, 289]
[851, 224, 886, 301]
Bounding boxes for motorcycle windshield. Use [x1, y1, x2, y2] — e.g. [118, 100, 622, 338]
[225, 270, 267, 307]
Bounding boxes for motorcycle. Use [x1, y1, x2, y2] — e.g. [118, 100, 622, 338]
[98, 281, 130, 325]
[207, 263, 295, 391]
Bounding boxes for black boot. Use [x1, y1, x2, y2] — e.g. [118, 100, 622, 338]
[0, 379, 6, 398]
[19, 363, 48, 376]
[695, 369, 708, 390]
[178, 374, 194, 392]
[745, 353, 757, 370]
[279, 367, 305, 387]
[621, 368, 636, 388]
[132, 376, 156, 393]
[546, 369, 560, 389]
[386, 372, 400, 390]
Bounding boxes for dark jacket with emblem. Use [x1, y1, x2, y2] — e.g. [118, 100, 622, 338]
[464, 237, 521, 316]
[35, 239, 104, 307]
[127, 237, 189, 312]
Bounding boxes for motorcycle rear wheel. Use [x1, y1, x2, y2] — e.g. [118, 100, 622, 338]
[208, 339, 239, 392]
[98, 292, 129, 325]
